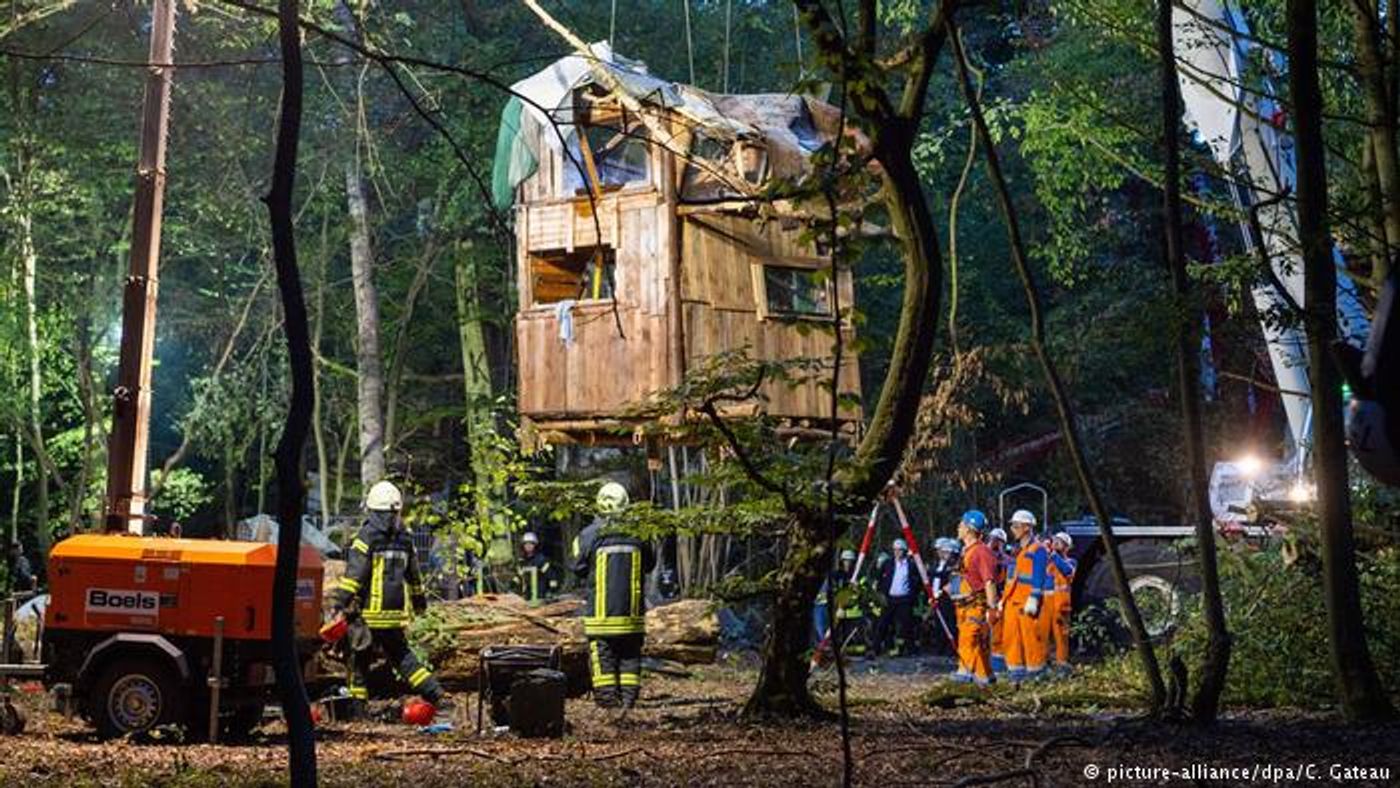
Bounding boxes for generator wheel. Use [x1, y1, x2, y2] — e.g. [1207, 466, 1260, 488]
[89, 657, 183, 739]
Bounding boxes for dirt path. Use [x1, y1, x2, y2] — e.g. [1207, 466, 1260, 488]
[2, 661, 1397, 786]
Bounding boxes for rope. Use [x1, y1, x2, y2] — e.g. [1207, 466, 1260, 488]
[683, 0, 696, 85]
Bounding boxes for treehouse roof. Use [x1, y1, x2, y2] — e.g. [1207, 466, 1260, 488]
[492, 42, 856, 209]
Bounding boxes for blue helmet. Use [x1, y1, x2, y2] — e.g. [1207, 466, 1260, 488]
[960, 509, 988, 532]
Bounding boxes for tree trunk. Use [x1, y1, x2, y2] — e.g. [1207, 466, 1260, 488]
[19, 200, 49, 554]
[1288, 0, 1397, 722]
[1352, 0, 1399, 291]
[264, 0, 318, 779]
[384, 242, 436, 455]
[312, 216, 331, 527]
[743, 512, 832, 719]
[346, 159, 386, 488]
[950, 23, 1167, 711]
[1158, 0, 1230, 723]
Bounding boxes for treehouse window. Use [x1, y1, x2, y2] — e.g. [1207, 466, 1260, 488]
[530, 246, 617, 305]
[762, 265, 831, 318]
[562, 121, 651, 195]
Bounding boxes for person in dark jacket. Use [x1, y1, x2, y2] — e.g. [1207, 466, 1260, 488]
[513, 531, 561, 604]
[571, 482, 655, 708]
[874, 538, 918, 656]
[330, 481, 445, 717]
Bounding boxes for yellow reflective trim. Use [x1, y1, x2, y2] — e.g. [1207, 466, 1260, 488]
[571, 536, 580, 559]
[408, 667, 431, 688]
[337, 577, 361, 593]
[618, 673, 640, 686]
[630, 550, 641, 618]
[352, 538, 370, 554]
[594, 551, 606, 621]
[347, 686, 368, 700]
[369, 555, 385, 614]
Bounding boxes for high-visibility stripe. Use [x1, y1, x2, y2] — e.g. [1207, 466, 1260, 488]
[337, 577, 361, 593]
[370, 556, 386, 614]
[594, 551, 607, 621]
[352, 538, 370, 554]
[583, 618, 645, 635]
[347, 686, 368, 700]
[618, 673, 640, 686]
[408, 667, 432, 688]
[630, 550, 641, 618]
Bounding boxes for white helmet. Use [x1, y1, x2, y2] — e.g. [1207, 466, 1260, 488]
[839, 549, 857, 562]
[988, 527, 1008, 543]
[596, 481, 630, 514]
[366, 481, 403, 512]
[521, 531, 539, 545]
[1010, 509, 1037, 527]
[1052, 531, 1073, 549]
[892, 538, 908, 551]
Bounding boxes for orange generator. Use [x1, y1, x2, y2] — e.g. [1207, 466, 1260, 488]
[42, 535, 323, 738]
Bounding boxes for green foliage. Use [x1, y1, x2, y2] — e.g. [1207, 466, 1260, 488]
[1170, 543, 1400, 709]
[149, 468, 215, 523]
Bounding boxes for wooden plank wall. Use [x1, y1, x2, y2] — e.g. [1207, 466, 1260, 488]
[680, 214, 861, 421]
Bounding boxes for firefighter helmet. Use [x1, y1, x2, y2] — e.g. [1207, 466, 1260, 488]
[366, 481, 403, 512]
[521, 531, 539, 545]
[596, 482, 630, 514]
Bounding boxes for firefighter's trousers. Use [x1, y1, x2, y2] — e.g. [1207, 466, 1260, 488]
[588, 634, 643, 708]
[1002, 589, 1048, 679]
[1048, 588, 1071, 667]
[348, 626, 444, 704]
[953, 600, 994, 686]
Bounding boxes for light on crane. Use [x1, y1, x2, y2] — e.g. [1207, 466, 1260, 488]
[1235, 453, 1264, 479]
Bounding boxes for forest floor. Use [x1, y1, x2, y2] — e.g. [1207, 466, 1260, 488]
[2, 655, 1398, 787]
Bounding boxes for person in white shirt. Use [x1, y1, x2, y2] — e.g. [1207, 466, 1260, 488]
[875, 538, 918, 656]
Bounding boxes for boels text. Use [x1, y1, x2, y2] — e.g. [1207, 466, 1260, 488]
[85, 588, 160, 614]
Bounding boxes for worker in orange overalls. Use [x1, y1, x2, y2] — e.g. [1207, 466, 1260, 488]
[1047, 531, 1077, 675]
[986, 527, 1010, 673]
[949, 510, 999, 686]
[1000, 509, 1049, 681]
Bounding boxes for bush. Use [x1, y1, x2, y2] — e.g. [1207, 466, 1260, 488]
[1169, 542, 1400, 709]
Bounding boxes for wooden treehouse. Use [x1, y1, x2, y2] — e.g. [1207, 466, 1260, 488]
[495, 45, 861, 445]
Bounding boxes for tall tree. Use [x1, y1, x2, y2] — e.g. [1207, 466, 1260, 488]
[266, 0, 319, 779]
[1351, 0, 1399, 291]
[1159, 0, 1230, 722]
[346, 156, 386, 487]
[1288, 0, 1396, 722]
[949, 18, 1166, 712]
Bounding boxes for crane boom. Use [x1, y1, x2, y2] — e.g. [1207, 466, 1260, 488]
[1172, 0, 1370, 518]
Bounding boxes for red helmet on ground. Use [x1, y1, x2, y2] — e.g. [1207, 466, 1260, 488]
[402, 699, 436, 726]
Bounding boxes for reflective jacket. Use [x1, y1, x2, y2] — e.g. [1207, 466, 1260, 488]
[332, 511, 427, 629]
[571, 517, 655, 637]
[1004, 539, 1048, 604]
[514, 552, 561, 603]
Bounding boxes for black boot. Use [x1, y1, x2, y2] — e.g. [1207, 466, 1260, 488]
[594, 686, 620, 708]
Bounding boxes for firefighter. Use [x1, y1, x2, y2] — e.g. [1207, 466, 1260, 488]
[513, 531, 561, 604]
[331, 481, 446, 718]
[875, 538, 917, 656]
[572, 482, 655, 709]
[829, 549, 868, 655]
[930, 537, 961, 656]
[950, 510, 998, 685]
[1047, 531, 1077, 674]
[1000, 509, 1049, 681]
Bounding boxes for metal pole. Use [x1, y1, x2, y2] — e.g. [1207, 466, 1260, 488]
[105, 0, 177, 534]
[208, 616, 225, 742]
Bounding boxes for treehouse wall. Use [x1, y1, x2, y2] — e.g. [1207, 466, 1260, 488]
[678, 213, 861, 421]
[512, 114, 860, 435]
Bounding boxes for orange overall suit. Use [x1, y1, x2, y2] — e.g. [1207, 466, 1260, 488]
[951, 540, 999, 685]
[1047, 551, 1076, 669]
[1001, 538, 1049, 679]
[990, 551, 1011, 671]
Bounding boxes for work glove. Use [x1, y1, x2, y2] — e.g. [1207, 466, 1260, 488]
[1023, 595, 1041, 618]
